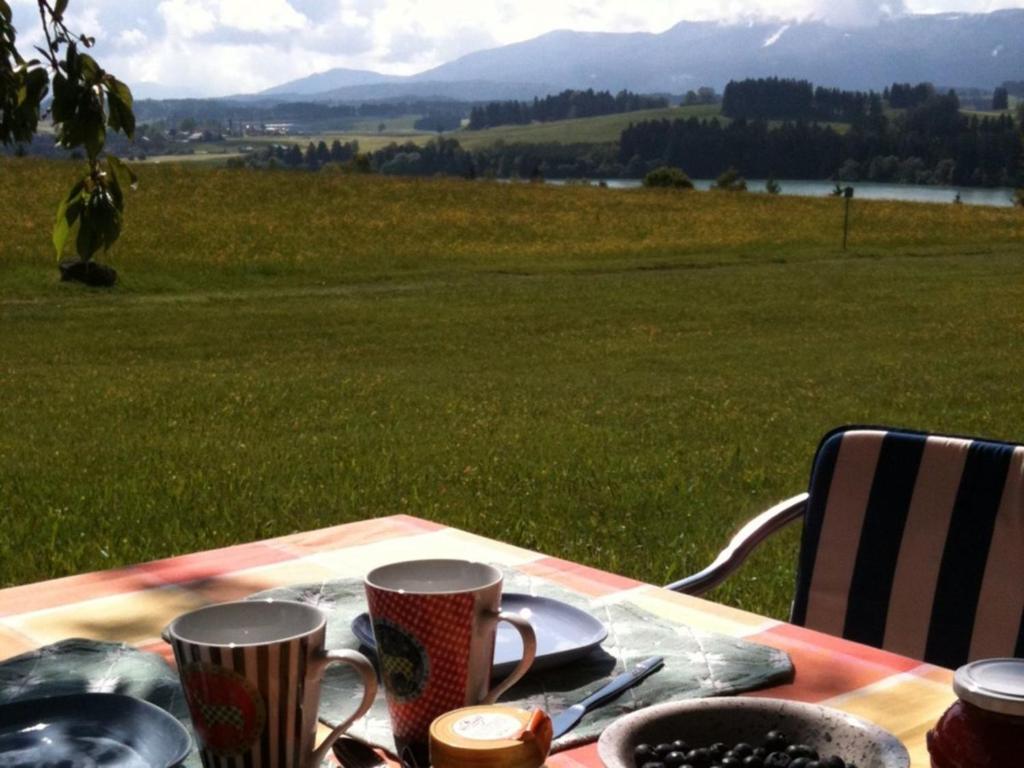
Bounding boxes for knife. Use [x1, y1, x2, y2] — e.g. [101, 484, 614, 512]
[550, 655, 665, 739]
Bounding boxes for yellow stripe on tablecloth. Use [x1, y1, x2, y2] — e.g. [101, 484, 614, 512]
[179, 557, 338, 604]
[624, 586, 779, 638]
[821, 667, 954, 768]
[305, 528, 543, 578]
[4, 584, 207, 648]
[0, 623, 37, 663]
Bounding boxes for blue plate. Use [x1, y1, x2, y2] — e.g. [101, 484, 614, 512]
[0, 693, 192, 767]
[351, 592, 608, 677]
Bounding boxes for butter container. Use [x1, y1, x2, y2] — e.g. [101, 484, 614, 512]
[429, 705, 552, 768]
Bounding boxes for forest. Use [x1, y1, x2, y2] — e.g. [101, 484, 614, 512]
[629, 80, 1022, 186]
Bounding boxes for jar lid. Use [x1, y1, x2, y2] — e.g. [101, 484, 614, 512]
[954, 658, 1024, 717]
[429, 705, 552, 768]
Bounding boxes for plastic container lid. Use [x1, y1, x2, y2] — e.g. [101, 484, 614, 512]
[954, 658, 1024, 717]
[429, 705, 552, 768]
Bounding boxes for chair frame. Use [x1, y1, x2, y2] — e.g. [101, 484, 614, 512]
[664, 492, 808, 595]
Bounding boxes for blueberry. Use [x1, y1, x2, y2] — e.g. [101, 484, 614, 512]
[764, 753, 791, 768]
[672, 740, 691, 754]
[710, 743, 729, 759]
[820, 758, 845, 768]
[752, 747, 768, 759]
[720, 758, 742, 768]
[764, 731, 790, 752]
[788, 759, 810, 768]
[641, 762, 666, 768]
[742, 757, 764, 768]
[785, 745, 818, 761]
[732, 744, 754, 759]
[655, 744, 675, 759]
[685, 748, 711, 767]
[635, 745, 657, 765]
[665, 752, 689, 767]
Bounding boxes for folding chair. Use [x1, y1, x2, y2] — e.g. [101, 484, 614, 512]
[666, 426, 1024, 668]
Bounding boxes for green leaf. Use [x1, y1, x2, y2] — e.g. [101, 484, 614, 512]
[76, 188, 122, 260]
[21, 67, 49, 106]
[84, 117, 105, 159]
[75, 215, 100, 261]
[106, 155, 137, 211]
[105, 78, 135, 138]
[78, 53, 100, 83]
[0, 1, 11, 23]
[51, 74, 74, 123]
[53, 179, 87, 259]
[53, 0, 69, 19]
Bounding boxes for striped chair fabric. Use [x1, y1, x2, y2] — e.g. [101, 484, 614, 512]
[790, 427, 1024, 669]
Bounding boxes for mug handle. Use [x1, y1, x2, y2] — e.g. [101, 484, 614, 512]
[305, 649, 378, 768]
[482, 611, 537, 704]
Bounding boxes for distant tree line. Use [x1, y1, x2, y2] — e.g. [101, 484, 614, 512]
[621, 89, 1022, 186]
[368, 138, 620, 180]
[884, 82, 938, 109]
[468, 89, 668, 129]
[722, 78, 885, 123]
[231, 139, 362, 170]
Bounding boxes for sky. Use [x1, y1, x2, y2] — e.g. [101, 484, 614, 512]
[8, 0, 1024, 97]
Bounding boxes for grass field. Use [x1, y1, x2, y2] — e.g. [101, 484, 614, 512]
[2, 158, 1023, 620]
[447, 105, 722, 148]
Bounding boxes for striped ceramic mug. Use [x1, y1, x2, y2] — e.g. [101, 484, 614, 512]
[164, 599, 377, 768]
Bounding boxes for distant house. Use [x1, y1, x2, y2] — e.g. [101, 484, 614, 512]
[186, 132, 204, 142]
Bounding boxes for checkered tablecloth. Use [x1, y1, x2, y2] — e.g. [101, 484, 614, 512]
[0, 515, 953, 767]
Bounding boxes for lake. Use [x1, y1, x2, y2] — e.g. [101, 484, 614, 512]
[547, 178, 1018, 207]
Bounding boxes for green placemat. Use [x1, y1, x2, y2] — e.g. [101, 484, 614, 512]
[0, 638, 203, 768]
[252, 573, 793, 753]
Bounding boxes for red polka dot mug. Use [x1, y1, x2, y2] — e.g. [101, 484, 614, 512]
[364, 559, 538, 757]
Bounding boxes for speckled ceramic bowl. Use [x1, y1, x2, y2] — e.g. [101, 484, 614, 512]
[598, 697, 909, 768]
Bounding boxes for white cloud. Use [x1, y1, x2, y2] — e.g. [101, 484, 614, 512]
[118, 28, 148, 47]
[158, 0, 217, 38]
[217, 0, 308, 32]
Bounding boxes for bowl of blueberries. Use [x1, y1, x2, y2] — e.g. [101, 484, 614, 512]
[597, 697, 909, 768]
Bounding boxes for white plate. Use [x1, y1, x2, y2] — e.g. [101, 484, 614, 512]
[352, 592, 608, 677]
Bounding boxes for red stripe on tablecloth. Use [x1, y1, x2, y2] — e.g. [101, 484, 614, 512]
[517, 557, 644, 597]
[267, 515, 444, 556]
[744, 622, 920, 702]
[0, 517, 438, 618]
[550, 741, 601, 768]
[0, 567, 157, 617]
[133, 541, 295, 585]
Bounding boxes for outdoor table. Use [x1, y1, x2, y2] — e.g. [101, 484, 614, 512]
[0, 515, 955, 766]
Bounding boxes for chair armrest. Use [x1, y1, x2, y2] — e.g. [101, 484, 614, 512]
[663, 492, 808, 595]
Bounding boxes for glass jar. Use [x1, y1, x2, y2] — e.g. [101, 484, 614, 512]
[927, 658, 1024, 768]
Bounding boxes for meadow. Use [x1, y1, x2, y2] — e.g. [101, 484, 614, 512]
[446, 104, 720, 148]
[2, 158, 1023, 619]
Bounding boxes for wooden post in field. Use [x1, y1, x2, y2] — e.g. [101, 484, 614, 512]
[842, 186, 854, 250]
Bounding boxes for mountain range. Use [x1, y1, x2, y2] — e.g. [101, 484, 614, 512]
[252, 10, 1024, 103]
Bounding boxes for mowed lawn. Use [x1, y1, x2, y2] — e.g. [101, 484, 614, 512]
[2, 159, 1023, 619]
